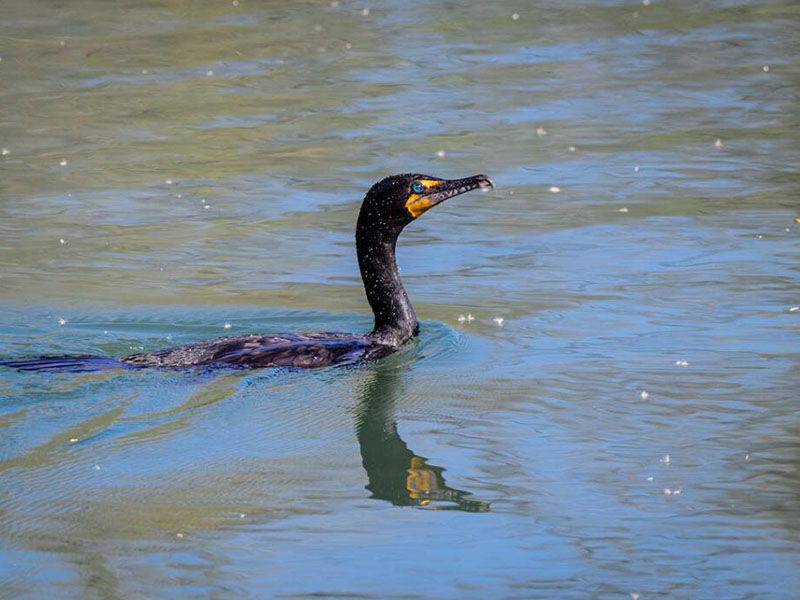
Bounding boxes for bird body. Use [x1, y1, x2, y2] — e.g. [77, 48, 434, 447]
[1, 173, 492, 372]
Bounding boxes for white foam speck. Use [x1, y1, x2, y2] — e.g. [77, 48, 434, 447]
[549, 186, 561, 193]
[436, 149, 446, 158]
[58, 318, 67, 325]
[640, 390, 649, 400]
[59, 159, 68, 167]
[536, 126, 547, 136]
[762, 65, 769, 72]
[1, 148, 8, 156]
[618, 207, 628, 213]
[493, 317, 504, 326]
[512, 13, 520, 21]
[714, 138, 724, 149]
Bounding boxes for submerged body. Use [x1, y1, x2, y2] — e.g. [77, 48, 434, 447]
[0, 173, 492, 372]
[123, 332, 393, 369]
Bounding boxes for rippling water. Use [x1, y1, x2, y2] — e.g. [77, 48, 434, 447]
[2, 1, 799, 598]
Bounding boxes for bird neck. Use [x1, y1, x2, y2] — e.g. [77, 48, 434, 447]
[356, 220, 418, 348]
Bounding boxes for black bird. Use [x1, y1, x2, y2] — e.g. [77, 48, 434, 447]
[0, 173, 493, 372]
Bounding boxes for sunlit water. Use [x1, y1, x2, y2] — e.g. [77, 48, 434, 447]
[2, 1, 799, 598]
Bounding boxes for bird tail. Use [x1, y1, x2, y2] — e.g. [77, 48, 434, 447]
[0, 355, 127, 373]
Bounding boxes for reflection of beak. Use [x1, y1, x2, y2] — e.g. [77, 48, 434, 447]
[406, 174, 494, 218]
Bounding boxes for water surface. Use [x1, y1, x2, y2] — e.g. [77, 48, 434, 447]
[2, 1, 800, 598]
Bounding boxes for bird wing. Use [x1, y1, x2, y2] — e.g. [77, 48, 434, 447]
[124, 332, 378, 369]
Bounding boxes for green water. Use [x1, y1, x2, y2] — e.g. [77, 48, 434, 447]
[2, 1, 800, 598]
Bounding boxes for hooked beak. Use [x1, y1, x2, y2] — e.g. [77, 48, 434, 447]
[405, 174, 494, 218]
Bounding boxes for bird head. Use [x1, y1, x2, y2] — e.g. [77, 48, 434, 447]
[360, 173, 494, 234]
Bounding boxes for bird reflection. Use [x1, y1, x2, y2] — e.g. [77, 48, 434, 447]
[354, 364, 489, 512]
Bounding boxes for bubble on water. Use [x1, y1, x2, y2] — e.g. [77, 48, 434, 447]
[618, 207, 629, 213]
[59, 159, 68, 166]
[745, 452, 751, 461]
[206, 70, 214, 77]
[549, 186, 561, 193]
[58, 318, 67, 325]
[60, 40, 66, 47]
[240, 513, 246, 518]
[568, 146, 576, 152]
[640, 390, 649, 399]
[675, 359, 689, 367]
[762, 65, 769, 72]
[165, 179, 173, 185]
[493, 317, 504, 326]
[93, 464, 101, 471]
[176, 193, 183, 199]
[59, 238, 66, 245]
[714, 138, 724, 149]
[345, 42, 352, 49]
[1, 148, 8, 156]
[536, 126, 547, 136]
[436, 149, 446, 158]
[512, 13, 520, 21]
[360, 7, 370, 16]
[176, 532, 184, 538]
[142, 69, 149, 75]
[661, 454, 670, 465]
[647, 476, 654, 481]
[204, 205, 211, 209]
[634, 165, 640, 172]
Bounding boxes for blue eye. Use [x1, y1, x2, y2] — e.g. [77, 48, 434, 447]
[411, 181, 424, 194]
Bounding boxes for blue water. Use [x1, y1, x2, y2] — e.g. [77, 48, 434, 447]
[2, 0, 800, 598]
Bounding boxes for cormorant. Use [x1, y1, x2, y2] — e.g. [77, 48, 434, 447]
[0, 173, 493, 372]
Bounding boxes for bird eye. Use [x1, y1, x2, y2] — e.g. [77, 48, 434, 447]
[411, 181, 424, 194]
